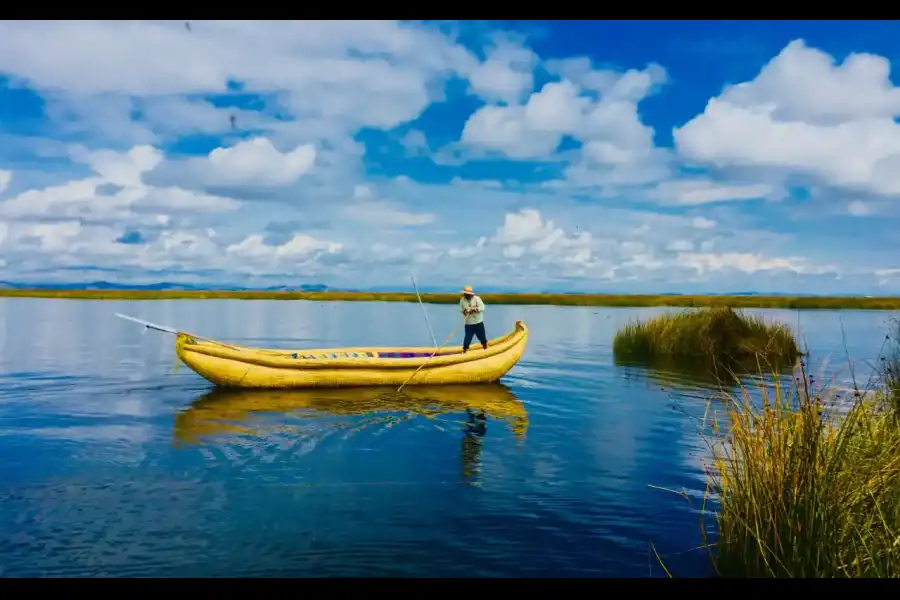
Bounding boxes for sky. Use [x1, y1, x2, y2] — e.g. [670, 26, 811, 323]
[0, 19, 899, 294]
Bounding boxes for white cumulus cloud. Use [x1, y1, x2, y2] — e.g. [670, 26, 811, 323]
[207, 138, 316, 186]
[674, 39, 900, 198]
[0, 23, 895, 292]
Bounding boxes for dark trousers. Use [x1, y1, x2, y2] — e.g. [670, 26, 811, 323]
[463, 322, 487, 351]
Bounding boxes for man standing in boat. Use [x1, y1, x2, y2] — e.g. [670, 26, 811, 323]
[459, 285, 487, 353]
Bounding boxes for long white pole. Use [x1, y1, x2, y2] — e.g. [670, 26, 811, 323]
[114, 313, 242, 350]
[410, 275, 437, 348]
[114, 312, 179, 334]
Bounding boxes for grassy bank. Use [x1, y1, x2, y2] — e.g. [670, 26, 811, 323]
[612, 307, 800, 372]
[695, 319, 900, 577]
[3, 288, 900, 310]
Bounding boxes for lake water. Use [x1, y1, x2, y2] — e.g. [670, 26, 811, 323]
[0, 298, 896, 577]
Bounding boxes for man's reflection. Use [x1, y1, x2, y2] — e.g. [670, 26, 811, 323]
[460, 408, 487, 482]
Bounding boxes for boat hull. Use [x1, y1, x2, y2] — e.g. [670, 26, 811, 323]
[175, 320, 529, 389]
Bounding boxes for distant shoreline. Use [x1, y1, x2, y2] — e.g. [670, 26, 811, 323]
[2, 289, 900, 310]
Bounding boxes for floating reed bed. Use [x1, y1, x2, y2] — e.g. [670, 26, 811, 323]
[612, 306, 801, 375]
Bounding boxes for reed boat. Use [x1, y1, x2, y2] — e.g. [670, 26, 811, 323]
[173, 383, 529, 445]
[172, 320, 529, 389]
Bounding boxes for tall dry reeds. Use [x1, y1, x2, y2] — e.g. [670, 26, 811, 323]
[700, 337, 900, 577]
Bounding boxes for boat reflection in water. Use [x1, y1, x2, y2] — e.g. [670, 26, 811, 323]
[173, 383, 528, 482]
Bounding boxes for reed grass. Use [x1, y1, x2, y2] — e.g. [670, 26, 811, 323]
[2, 288, 900, 310]
[883, 318, 900, 413]
[612, 307, 800, 373]
[682, 322, 900, 578]
[700, 362, 900, 577]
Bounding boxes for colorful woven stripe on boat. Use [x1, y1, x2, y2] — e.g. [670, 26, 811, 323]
[289, 350, 463, 360]
[293, 351, 378, 360]
[378, 351, 461, 358]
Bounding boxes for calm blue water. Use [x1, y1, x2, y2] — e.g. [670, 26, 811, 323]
[0, 299, 895, 577]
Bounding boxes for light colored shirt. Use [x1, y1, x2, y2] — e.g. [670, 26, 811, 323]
[459, 295, 485, 325]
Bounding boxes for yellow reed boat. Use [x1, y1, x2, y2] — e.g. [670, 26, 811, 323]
[170, 320, 529, 389]
[173, 383, 529, 445]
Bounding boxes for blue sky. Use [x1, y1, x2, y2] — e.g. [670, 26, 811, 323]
[0, 20, 898, 294]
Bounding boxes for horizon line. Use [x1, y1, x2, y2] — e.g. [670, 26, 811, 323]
[0, 285, 896, 300]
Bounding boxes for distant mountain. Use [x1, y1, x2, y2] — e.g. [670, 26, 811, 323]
[253, 284, 330, 292]
[0, 280, 331, 292]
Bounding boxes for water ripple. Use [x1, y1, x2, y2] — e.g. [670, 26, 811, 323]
[0, 299, 894, 577]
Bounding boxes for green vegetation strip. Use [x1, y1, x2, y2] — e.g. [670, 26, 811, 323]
[3, 289, 900, 309]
